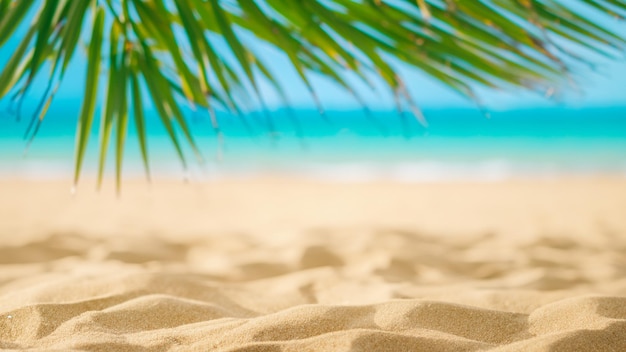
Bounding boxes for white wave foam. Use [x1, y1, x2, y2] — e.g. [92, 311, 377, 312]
[2, 157, 625, 182]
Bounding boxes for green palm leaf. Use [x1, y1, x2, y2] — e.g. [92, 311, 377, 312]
[0, 0, 624, 188]
[74, 5, 104, 188]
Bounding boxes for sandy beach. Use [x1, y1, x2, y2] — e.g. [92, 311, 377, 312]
[1, 176, 625, 351]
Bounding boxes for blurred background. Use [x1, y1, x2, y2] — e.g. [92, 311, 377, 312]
[1, 6, 625, 183]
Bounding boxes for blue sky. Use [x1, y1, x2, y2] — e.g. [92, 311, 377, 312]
[259, 46, 626, 110]
[249, 5, 626, 111]
[2, 3, 626, 112]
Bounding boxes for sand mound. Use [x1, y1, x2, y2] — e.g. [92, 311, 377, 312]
[1, 178, 625, 351]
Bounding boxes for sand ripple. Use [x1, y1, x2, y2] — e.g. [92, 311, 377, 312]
[0, 228, 625, 352]
[1, 178, 626, 351]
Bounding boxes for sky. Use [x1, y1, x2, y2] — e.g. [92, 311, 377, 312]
[1, 3, 626, 113]
[243, 4, 626, 111]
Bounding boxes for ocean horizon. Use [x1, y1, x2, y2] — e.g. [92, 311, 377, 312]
[1, 105, 625, 182]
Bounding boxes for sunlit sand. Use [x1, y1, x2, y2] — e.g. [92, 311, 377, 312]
[1, 176, 625, 351]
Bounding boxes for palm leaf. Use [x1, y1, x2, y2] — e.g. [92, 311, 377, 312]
[0, 0, 624, 187]
[73, 5, 104, 187]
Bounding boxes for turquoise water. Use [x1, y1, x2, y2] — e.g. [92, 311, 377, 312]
[1, 105, 625, 181]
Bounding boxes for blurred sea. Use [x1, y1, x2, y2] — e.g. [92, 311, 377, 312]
[1, 105, 625, 182]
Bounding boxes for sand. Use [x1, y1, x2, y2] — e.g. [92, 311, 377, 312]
[1, 176, 625, 351]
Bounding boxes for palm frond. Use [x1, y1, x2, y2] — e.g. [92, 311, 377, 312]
[0, 0, 624, 189]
